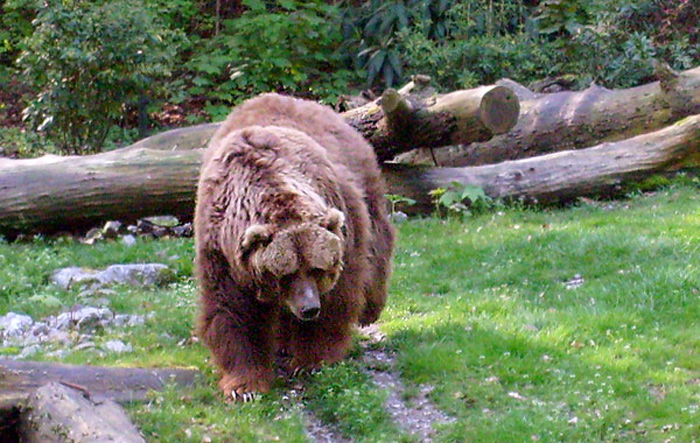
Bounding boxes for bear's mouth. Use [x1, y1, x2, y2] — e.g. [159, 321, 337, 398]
[285, 276, 321, 321]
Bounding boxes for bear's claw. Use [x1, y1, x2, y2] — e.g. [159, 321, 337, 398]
[230, 390, 258, 403]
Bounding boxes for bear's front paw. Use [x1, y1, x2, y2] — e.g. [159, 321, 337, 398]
[219, 372, 271, 403]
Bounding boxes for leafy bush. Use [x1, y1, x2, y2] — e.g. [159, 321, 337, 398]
[389, 1, 556, 90]
[340, 0, 456, 88]
[429, 182, 493, 217]
[0, 127, 57, 159]
[18, 0, 183, 153]
[399, 30, 557, 90]
[184, 0, 358, 119]
[532, 0, 700, 89]
[0, 0, 34, 79]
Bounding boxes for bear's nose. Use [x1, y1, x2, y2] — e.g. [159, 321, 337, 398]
[300, 306, 320, 320]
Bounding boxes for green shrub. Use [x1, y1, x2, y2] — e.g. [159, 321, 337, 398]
[18, 0, 183, 154]
[389, 1, 556, 90]
[340, 0, 457, 88]
[532, 0, 700, 89]
[399, 29, 557, 90]
[0, 0, 34, 79]
[0, 127, 57, 159]
[184, 0, 358, 118]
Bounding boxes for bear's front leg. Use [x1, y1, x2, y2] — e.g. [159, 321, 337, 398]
[199, 294, 277, 402]
[284, 312, 354, 373]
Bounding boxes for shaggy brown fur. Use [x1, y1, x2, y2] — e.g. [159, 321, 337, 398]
[194, 93, 394, 401]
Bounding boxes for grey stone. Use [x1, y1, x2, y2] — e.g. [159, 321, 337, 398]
[45, 349, 71, 359]
[50, 267, 100, 290]
[51, 263, 175, 290]
[102, 220, 122, 239]
[143, 215, 180, 227]
[390, 211, 408, 224]
[53, 307, 112, 332]
[0, 312, 34, 338]
[97, 263, 175, 287]
[103, 340, 132, 354]
[19, 344, 42, 359]
[121, 234, 137, 247]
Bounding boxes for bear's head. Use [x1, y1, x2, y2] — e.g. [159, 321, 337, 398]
[239, 209, 346, 321]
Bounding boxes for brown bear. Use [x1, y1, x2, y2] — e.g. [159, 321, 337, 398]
[194, 93, 394, 401]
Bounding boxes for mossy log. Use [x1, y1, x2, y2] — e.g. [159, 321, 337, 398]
[399, 65, 700, 166]
[1, 115, 698, 237]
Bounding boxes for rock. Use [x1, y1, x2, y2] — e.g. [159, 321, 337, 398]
[19, 344, 42, 358]
[390, 211, 409, 224]
[103, 340, 132, 354]
[53, 307, 112, 332]
[75, 341, 96, 351]
[121, 234, 137, 247]
[83, 227, 103, 244]
[113, 314, 146, 328]
[45, 349, 71, 359]
[50, 266, 100, 290]
[171, 222, 193, 237]
[3, 306, 150, 358]
[97, 264, 176, 287]
[0, 312, 34, 338]
[143, 215, 180, 227]
[51, 263, 176, 290]
[102, 220, 123, 239]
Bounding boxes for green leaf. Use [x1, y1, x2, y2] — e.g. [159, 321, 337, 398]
[461, 185, 487, 203]
[278, 0, 297, 10]
[243, 0, 266, 12]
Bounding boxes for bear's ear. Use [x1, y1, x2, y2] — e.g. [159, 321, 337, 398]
[322, 208, 346, 236]
[241, 224, 274, 255]
[241, 127, 279, 150]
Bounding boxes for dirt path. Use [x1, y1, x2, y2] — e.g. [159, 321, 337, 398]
[359, 325, 455, 442]
[300, 325, 454, 442]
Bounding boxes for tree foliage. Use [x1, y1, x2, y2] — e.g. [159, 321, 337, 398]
[18, 0, 182, 153]
[182, 0, 358, 120]
[1, 0, 699, 155]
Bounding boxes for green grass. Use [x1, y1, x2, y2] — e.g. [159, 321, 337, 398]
[1, 178, 698, 442]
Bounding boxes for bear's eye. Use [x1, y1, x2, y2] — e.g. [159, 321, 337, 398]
[311, 268, 337, 292]
[310, 268, 327, 278]
[280, 272, 298, 286]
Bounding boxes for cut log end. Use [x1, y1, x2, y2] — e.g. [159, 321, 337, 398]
[481, 86, 521, 134]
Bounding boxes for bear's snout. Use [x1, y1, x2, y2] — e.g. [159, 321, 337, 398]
[286, 276, 321, 321]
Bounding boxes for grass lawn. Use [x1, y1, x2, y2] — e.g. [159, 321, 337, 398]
[1, 177, 698, 442]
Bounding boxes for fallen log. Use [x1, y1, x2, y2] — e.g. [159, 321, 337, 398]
[0, 148, 203, 239]
[399, 64, 700, 166]
[1, 115, 698, 237]
[105, 80, 520, 163]
[385, 115, 700, 214]
[21, 382, 146, 443]
[343, 83, 519, 161]
[0, 360, 199, 404]
[0, 360, 200, 430]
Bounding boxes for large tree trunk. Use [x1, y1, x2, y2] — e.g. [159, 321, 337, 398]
[0, 149, 203, 239]
[117, 81, 520, 162]
[399, 65, 700, 166]
[386, 115, 700, 214]
[343, 83, 519, 161]
[1, 116, 698, 237]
